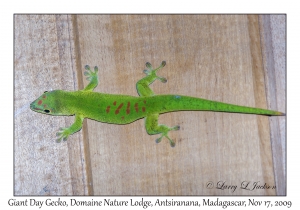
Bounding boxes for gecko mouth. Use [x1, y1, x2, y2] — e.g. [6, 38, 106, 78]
[30, 102, 35, 110]
[30, 103, 42, 111]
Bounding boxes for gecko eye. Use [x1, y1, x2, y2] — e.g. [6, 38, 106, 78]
[44, 109, 50, 113]
[44, 91, 48, 93]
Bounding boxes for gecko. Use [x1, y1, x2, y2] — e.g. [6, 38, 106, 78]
[30, 61, 285, 147]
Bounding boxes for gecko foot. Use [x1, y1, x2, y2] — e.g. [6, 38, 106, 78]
[56, 127, 70, 143]
[143, 61, 167, 83]
[84, 65, 98, 81]
[155, 125, 180, 147]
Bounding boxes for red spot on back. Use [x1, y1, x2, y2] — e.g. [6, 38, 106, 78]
[126, 102, 131, 114]
[113, 101, 117, 106]
[121, 116, 124, 120]
[134, 103, 138, 112]
[142, 107, 146, 112]
[38, 100, 43, 105]
[144, 100, 146, 104]
[106, 106, 111, 113]
[115, 103, 124, 114]
[43, 95, 46, 98]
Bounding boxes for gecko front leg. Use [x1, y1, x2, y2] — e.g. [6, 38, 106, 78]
[83, 65, 99, 92]
[56, 114, 84, 142]
[55, 65, 97, 142]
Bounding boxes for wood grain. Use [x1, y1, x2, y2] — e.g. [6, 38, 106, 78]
[14, 14, 285, 195]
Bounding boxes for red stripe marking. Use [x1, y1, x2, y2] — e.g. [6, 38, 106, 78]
[142, 107, 146, 112]
[144, 100, 146, 104]
[115, 103, 124, 114]
[126, 102, 131, 114]
[113, 101, 117, 106]
[43, 95, 46, 98]
[38, 100, 43, 105]
[106, 106, 111, 113]
[121, 116, 124, 120]
[134, 103, 138, 112]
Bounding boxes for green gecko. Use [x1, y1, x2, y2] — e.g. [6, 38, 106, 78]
[30, 61, 285, 147]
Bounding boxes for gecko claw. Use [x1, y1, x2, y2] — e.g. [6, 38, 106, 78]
[170, 141, 176, 147]
[165, 135, 176, 147]
[173, 125, 180, 130]
[145, 62, 153, 70]
[56, 138, 62, 143]
[155, 136, 163, 144]
[157, 77, 167, 83]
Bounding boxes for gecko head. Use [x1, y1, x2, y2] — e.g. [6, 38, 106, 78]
[30, 90, 72, 116]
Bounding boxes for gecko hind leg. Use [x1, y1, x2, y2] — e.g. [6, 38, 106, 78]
[136, 61, 167, 97]
[145, 113, 180, 147]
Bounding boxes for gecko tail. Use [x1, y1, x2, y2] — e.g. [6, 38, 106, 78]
[222, 109, 285, 116]
[157, 95, 285, 116]
[268, 111, 285, 116]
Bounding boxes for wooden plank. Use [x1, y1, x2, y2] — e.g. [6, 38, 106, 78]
[14, 15, 88, 195]
[75, 15, 284, 195]
[259, 15, 286, 195]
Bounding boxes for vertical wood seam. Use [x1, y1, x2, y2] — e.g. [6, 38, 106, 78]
[70, 14, 94, 195]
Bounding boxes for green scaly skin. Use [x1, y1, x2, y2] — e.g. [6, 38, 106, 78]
[30, 61, 285, 147]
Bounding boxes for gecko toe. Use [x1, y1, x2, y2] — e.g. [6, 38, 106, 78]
[155, 135, 164, 144]
[173, 125, 180, 131]
[145, 62, 152, 69]
[158, 77, 167, 83]
[170, 141, 176, 147]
